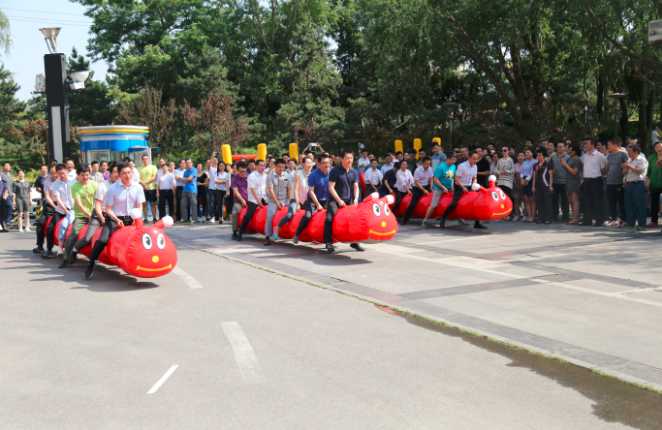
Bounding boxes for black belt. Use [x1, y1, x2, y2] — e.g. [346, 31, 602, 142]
[626, 181, 644, 184]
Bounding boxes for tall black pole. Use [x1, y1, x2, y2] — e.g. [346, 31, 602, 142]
[44, 53, 70, 163]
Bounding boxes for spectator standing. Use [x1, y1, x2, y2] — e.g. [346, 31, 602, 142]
[90, 161, 105, 183]
[651, 125, 659, 145]
[604, 137, 628, 226]
[622, 144, 649, 230]
[430, 143, 447, 170]
[225, 163, 234, 219]
[174, 159, 186, 222]
[156, 164, 176, 220]
[402, 157, 433, 225]
[213, 162, 228, 224]
[237, 160, 267, 241]
[646, 141, 662, 227]
[230, 162, 249, 240]
[550, 142, 570, 222]
[422, 152, 456, 227]
[521, 149, 537, 223]
[65, 158, 76, 181]
[560, 142, 583, 225]
[12, 170, 32, 232]
[381, 154, 394, 175]
[34, 164, 49, 203]
[512, 152, 524, 220]
[475, 147, 491, 188]
[0, 174, 6, 232]
[357, 149, 370, 174]
[532, 147, 554, 224]
[264, 159, 291, 245]
[207, 158, 218, 222]
[581, 139, 607, 226]
[180, 158, 198, 225]
[364, 159, 383, 195]
[1, 162, 15, 227]
[325, 148, 362, 254]
[138, 154, 158, 222]
[497, 146, 514, 219]
[100, 161, 109, 180]
[196, 163, 209, 222]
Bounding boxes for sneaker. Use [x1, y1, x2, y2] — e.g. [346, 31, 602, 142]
[439, 219, 446, 229]
[264, 237, 271, 246]
[41, 250, 55, 259]
[636, 226, 647, 231]
[33, 246, 45, 254]
[25, 227, 31, 232]
[179, 220, 188, 225]
[58, 260, 68, 269]
[293, 235, 300, 244]
[210, 217, 216, 223]
[603, 221, 614, 227]
[273, 232, 279, 240]
[513, 216, 521, 221]
[646, 222, 658, 227]
[236, 233, 243, 242]
[84, 261, 95, 279]
[458, 219, 468, 225]
[57, 248, 64, 256]
[421, 220, 428, 227]
[190, 220, 196, 226]
[18, 228, 24, 233]
[350, 243, 365, 252]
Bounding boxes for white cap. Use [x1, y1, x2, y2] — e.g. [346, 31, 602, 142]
[488, 175, 497, 183]
[130, 208, 143, 220]
[471, 183, 481, 191]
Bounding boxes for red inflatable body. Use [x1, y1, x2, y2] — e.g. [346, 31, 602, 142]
[237, 193, 398, 243]
[43, 212, 178, 278]
[390, 177, 513, 221]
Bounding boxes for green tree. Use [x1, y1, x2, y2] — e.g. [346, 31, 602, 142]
[0, 65, 26, 154]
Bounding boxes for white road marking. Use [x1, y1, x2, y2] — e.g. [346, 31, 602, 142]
[172, 267, 204, 289]
[221, 321, 263, 384]
[147, 365, 178, 394]
[416, 236, 486, 245]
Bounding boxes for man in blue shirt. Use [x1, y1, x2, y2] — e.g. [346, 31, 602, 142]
[325, 148, 362, 253]
[430, 143, 447, 170]
[422, 152, 457, 227]
[180, 158, 198, 225]
[293, 154, 330, 244]
[85, 162, 146, 278]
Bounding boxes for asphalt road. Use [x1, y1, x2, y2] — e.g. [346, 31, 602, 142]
[0, 229, 659, 429]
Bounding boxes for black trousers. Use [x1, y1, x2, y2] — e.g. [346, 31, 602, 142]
[175, 186, 184, 221]
[46, 211, 66, 250]
[402, 187, 430, 224]
[197, 186, 207, 217]
[582, 177, 605, 225]
[535, 186, 553, 223]
[392, 190, 407, 214]
[75, 211, 104, 251]
[36, 205, 55, 246]
[324, 199, 355, 245]
[442, 184, 465, 221]
[239, 200, 265, 234]
[215, 189, 226, 220]
[88, 216, 133, 262]
[0, 197, 5, 229]
[551, 183, 569, 220]
[158, 189, 174, 220]
[606, 184, 626, 222]
[649, 187, 662, 223]
[295, 198, 327, 238]
[225, 191, 234, 218]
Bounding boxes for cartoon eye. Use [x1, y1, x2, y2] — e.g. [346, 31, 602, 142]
[499, 190, 506, 200]
[372, 203, 381, 217]
[384, 204, 391, 217]
[157, 233, 166, 250]
[142, 233, 153, 250]
[491, 192, 499, 202]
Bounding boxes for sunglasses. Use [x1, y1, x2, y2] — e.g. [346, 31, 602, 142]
[502, 149, 508, 152]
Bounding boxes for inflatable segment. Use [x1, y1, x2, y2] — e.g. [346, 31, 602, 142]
[43, 210, 178, 278]
[390, 176, 513, 221]
[237, 193, 398, 243]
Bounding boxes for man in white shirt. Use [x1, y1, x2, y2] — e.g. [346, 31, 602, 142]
[581, 138, 607, 226]
[85, 162, 146, 278]
[40, 164, 70, 258]
[51, 165, 77, 257]
[364, 159, 383, 194]
[380, 154, 394, 175]
[622, 144, 649, 230]
[90, 161, 105, 183]
[65, 158, 76, 181]
[156, 163, 176, 221]
[402, 157, 434, 225]
[128, 158, 141, 185]
[238, 159, 267, 240]
[440, 150, 485, 229]
[174, 159, 186, 222]
[357, 149, 370, 174]
[207, 157, 218, 222]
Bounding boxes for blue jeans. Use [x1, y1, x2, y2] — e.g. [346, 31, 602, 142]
[207, 189, 216, 218]
[5, 198, 13, 225]
[624, 182, 647, 227]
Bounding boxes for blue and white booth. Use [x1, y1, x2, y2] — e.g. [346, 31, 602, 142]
[77, 125, 157, 164]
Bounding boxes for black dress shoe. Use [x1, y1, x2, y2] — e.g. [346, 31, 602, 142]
[326, 244, 335, 254]
[439, 219, 446, 229]
[231, 232, 237, 240]
[474, 222, 487, 229]
[264, 238, 271, 246]
[236, 233, 243, 242]
[33, 247, 45, 254]
[68, 250, 78, 265]
[350, 243, 365, 252]
[58, 261, 68, 269]
[84, 261, 95, 279]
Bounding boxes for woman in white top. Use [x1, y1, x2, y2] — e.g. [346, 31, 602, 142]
[214, 162, 229, 224]
[274, 157, 313, 240]
[393, 160, 414, 213]
[156, 164, 176, 221]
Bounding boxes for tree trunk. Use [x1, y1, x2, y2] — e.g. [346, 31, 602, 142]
[619, 98, 629, 141]
[596, 73, 603, 117]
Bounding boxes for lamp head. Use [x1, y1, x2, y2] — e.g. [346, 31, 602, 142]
[39, 28, 61, 53]
[69, 71, 89, 90]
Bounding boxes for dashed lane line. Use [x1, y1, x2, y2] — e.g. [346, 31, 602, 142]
[221, 321, 263, 385]
[147, 365, 178, 394]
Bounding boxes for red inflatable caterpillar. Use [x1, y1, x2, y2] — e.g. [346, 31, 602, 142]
[390, 176, 513, 221]
[43, 210, 177, 278]
[237, 193, 398, 243]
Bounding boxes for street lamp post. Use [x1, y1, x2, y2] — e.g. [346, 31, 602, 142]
[443, 102, 458, 153]
[609, 93, 626, 139]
